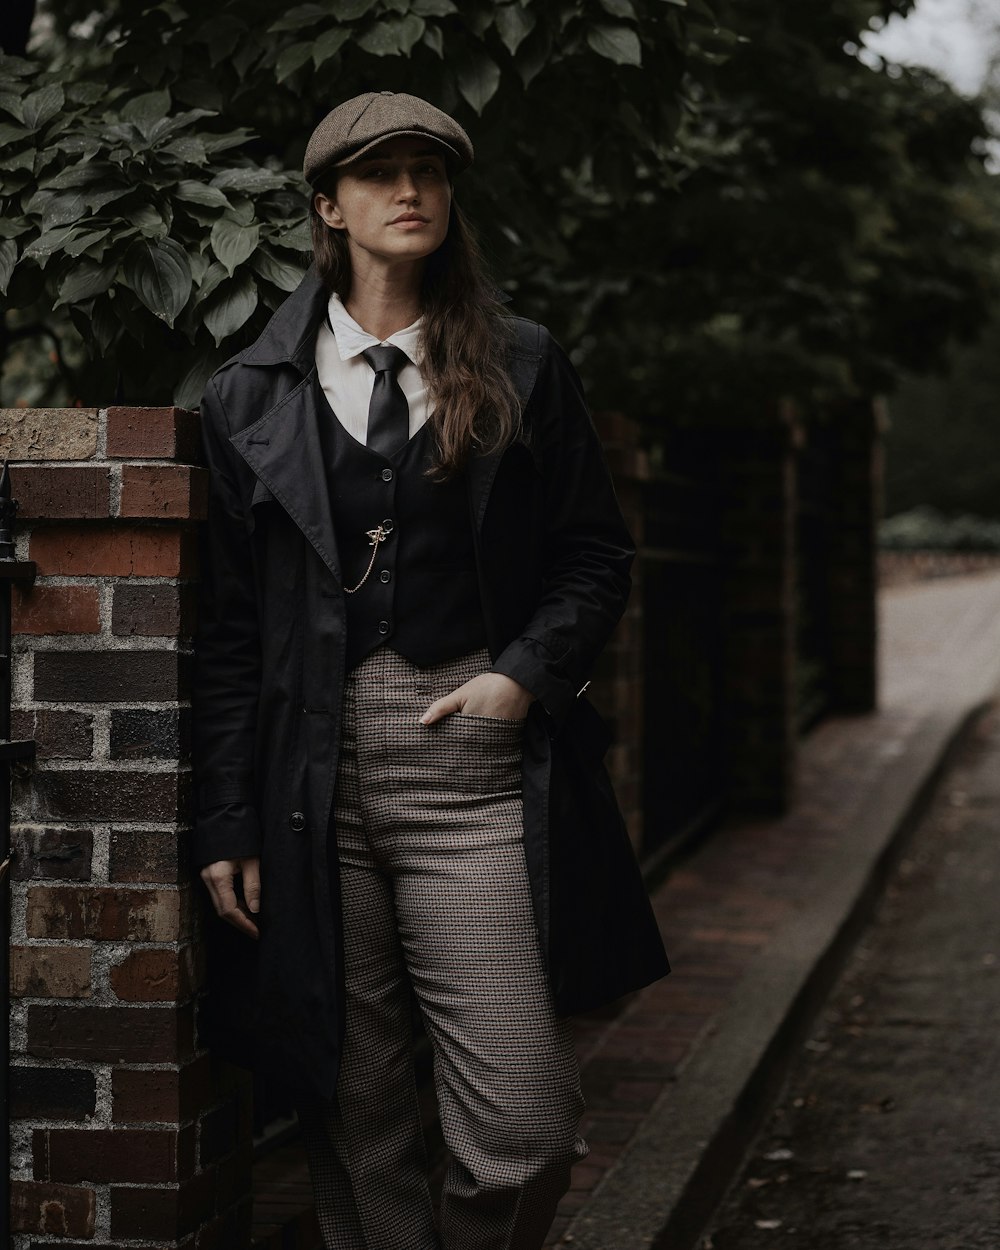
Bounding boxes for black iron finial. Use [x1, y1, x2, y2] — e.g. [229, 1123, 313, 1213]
[0, 462, 16, 559]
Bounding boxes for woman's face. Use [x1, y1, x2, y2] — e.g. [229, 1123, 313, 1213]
[314, 135, 452, 271]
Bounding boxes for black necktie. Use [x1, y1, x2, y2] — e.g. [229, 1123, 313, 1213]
[361, 345, 410, 458]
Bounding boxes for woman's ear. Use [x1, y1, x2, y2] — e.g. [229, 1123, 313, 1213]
[314, 190, 345, 231]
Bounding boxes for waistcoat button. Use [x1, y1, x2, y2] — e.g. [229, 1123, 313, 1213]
[380, 569, 391, 583]
[378, 619, 390, 634]
[381, 468, 393, 482]
[289, 811, 306, 832]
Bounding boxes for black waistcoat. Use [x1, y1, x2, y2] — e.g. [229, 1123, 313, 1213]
[316, 384, 487, 671]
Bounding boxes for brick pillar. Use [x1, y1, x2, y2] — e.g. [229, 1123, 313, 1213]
[2, 407, 253, 1249]
[713, 407, 801, 813]
[825, 397, 882, 714]
[591, 412, 647, 853]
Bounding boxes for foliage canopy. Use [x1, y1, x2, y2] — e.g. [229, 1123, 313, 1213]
[1, 0, 997, 423]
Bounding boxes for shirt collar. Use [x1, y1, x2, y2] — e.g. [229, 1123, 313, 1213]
[326, 292, 424, 366]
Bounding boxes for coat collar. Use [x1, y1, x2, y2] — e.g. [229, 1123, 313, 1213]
[230, 370, 342, 583]
[240, 266, 329, 375]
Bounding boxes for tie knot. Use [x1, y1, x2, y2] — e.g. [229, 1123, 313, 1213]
[362, 344, 409, 377]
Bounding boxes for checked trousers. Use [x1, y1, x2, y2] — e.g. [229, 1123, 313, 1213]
[297, 647, 588, 1250]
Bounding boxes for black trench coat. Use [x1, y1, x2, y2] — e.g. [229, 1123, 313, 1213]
[193, 268, 670, 1101]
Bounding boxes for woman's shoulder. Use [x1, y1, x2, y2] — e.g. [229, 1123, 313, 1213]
[506, 315, 555, 360]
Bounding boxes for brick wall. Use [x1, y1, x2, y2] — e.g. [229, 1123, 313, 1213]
[3, 406, 252, 1250]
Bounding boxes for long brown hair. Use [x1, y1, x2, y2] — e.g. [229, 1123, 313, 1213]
[310, 191, 521, 478]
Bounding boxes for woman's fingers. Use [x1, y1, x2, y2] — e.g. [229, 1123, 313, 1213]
[420, 691, 462, 724]
[200, 859, 260, 939]
[241, 857, 261, 915]
[420, 673, 534, 724]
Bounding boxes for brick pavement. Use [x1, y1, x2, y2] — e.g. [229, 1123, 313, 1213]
[250, 569, 1000, 1250]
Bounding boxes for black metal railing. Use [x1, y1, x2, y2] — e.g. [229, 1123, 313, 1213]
[640, 458, 727, 865]
[1, 461, 36, 1224]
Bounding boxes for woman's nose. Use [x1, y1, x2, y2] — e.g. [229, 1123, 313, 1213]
[396, 173, 419, 201]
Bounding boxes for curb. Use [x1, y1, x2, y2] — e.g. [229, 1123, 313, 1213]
[563, 700, 987, 1250]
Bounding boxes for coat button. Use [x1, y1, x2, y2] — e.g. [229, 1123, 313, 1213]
[379, 569, 391, 584]
[378, 619, 390, 634]
[289, 811, 306, 832]
[381, 468, 393, 482]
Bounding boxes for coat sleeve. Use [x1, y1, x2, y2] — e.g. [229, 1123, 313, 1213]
[191, 375, 263, 869]
[490, 328, 635, 725]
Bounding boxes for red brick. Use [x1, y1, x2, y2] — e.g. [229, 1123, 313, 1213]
[112, 1055, 213, 1123]
[113, 583, 197, 637]
[29, 768, 192, 824]
[27, 1002, 194, 1063]
[33, 649, 190, 702]
[113, 1068, 179, 1123]
[44, 1127, 182, 1183]
[106, 406, 202, 461]
[12, 827, 93, 880]
[110, 947, 193, 1002]
[12, 1066, 96, 1121]
[109, 828, 187, 883]
[11, 465, 111, 519]
[10, 1179, 96, 1237]
[110, 1168, 215, 1239]
[120, 465, 209, 521]
[26, 885, 184, 941]
[11, 710, 94, 760]
[12, 585, 100, 635]
[30, 524, 198, 577]
[10, 945, 91, 998]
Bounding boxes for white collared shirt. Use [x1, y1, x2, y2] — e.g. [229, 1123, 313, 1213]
[315, 292, 431, 445]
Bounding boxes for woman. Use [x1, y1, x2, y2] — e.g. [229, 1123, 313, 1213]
[193, 90, 669, 1250]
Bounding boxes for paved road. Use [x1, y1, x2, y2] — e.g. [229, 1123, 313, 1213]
[701, 704, 1000, 1250]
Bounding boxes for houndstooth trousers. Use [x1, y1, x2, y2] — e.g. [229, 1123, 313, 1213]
[297, 646, 588, 1250]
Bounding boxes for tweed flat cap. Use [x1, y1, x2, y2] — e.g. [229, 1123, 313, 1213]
[303, 91, 474, 185]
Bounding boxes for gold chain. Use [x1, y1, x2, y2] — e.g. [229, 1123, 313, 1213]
[343, 522, 393, 594]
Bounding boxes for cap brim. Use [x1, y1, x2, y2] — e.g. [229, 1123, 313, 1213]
[333, 130, 466, 170]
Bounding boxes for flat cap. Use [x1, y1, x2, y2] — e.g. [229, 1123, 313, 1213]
[304, 90, 474, 185]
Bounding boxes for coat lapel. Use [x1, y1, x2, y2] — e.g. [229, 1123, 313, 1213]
[230, 371, 342, 584]
[467, 337, 542, 531]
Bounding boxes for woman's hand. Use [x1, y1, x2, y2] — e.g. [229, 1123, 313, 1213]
[420, 672, 534, 725]
[200, 856, 261, 939]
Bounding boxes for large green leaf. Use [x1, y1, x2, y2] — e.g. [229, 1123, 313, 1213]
[0, 121, 27, 146]
[174, 180, 231, 209]
[251, 245, 308, 293]
[267, 2, 333, 31]
[312, 28, 352, 69]
[124, 238, 193, 326]
[357, 15, 426, 56]
[121, 89, 171, 127]
[203, 271, 259, 344]
[586, 24, 642, 66]
[212, 167, 286, 194]
[496, 4, 537, 56]
[40, 193, 86, 231]
[55, 257, 119, 305]
[0, 240, 17, 295]
[211, 217, 260, 274]
[22, 84, 64, 131]
[175, 350, 226, 410]
[64, 229, 111, 258]
[276, 42, 315, 82]
[411, 0, 458, 14]
[162, 136, 208, 165]
[599, 0, 637, 15]
[456, 49, 502, 113]
[23, 224, 77, 261]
